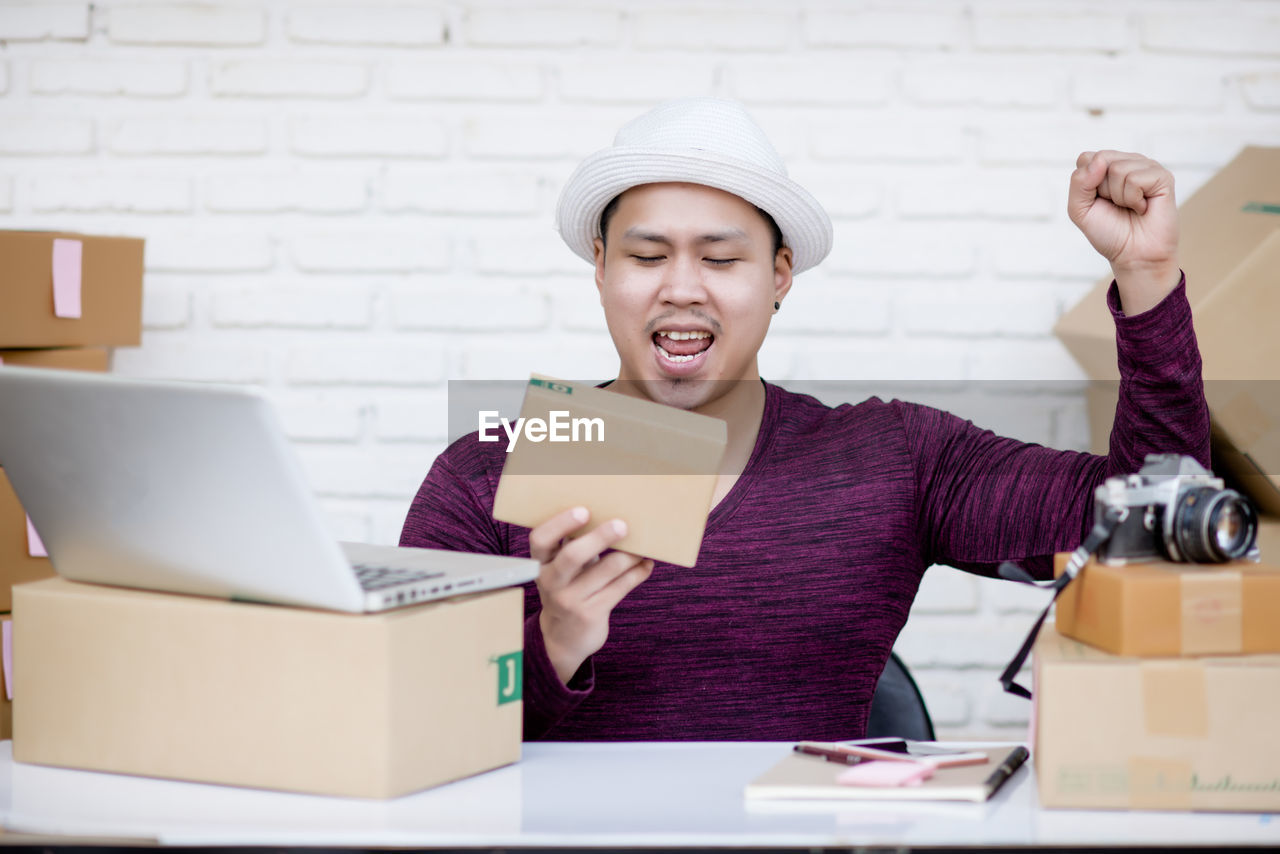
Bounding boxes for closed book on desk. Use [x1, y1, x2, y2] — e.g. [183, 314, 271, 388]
[745, 745, 1028, 803]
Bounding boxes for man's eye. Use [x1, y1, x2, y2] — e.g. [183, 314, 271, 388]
[632, 255, 664, 264]
[706, 258, 738, 266]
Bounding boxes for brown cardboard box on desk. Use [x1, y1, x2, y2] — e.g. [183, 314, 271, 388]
[1060, 147, 1280, 513]
[1054, 553, 1280, 657]
[1034, 623, 1280, 812]
[12, 578, 524, 799]
[0, 231, 144, 348]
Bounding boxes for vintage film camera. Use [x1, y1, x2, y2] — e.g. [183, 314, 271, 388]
[1094, 454, 1258, 565]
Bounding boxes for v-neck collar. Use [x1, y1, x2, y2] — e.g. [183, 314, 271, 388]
[704, 379, 782, 535]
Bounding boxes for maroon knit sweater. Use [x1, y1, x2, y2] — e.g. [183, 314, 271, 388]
[401, 280, 1209, 741]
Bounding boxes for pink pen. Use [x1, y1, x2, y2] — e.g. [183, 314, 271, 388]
[796, 741, 989, 769]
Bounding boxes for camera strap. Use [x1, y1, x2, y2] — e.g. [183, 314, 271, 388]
[996, 505, 1128, 699]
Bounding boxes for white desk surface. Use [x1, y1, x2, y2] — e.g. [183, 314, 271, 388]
[0, 740, 1277, 848]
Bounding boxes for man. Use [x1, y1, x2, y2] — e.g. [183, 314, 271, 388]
[401, 98, 1207, 740]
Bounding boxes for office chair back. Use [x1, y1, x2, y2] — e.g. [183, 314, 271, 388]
[866, 651, 936, 741]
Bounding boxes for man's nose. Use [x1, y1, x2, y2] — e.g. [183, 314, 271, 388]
[658, 254, 708, 305]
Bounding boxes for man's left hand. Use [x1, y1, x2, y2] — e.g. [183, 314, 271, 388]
[1068, 150, 1180, 315]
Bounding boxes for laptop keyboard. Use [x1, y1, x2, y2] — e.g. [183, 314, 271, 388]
[353, 564, 446, 591]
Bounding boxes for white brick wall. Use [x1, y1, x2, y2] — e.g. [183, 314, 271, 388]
[289, 116, 449, 158]
[5, 0, 1279, 739]
[0, 117, 94, 154]
[285, 5, 447, 47]
[0, 4, 91, 41]
[974, 12, 1129, 53]
[107, 5, 267, 46]
[462, 7, 621, 48]
[31, 173, 193, 213]
[209, 59, 370, 99]
[29, 58, 189, 97]
[385, 60, 545, 102]
[109, 117, 268, 156]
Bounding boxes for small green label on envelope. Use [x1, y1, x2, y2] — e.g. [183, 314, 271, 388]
[492, 651, 523, 704]
[530, 378, 573, 395]
[1242, 202, 1280, 215]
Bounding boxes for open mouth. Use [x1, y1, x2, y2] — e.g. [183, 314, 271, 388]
[653, 329, 714, 371]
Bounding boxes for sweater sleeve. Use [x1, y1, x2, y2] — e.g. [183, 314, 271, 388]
[399, 443, 593, 739]
[901, 275, 1209, 580]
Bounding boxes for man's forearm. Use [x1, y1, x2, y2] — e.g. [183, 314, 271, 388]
[1113, 259, 1183, 316]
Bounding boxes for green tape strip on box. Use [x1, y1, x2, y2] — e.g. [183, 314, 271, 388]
[492, 651, 523, 705]
[529, 378, 573, 395]
[1242, 202, 1280, 215]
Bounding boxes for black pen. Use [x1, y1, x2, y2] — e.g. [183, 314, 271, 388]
[793, 743, 864, 766]
[981, 745, 1030, 796]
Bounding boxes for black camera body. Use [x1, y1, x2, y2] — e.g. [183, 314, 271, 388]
[1094, 454, 1258, 565]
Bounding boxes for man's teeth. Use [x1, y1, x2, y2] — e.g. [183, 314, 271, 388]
[655, 330, 711, 364]
[657, 346, 696, 363]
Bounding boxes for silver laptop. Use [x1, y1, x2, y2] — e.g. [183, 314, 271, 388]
[0, 366, 538, 613]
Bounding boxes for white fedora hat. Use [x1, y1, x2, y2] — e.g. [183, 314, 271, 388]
[555, 98, 833, 275]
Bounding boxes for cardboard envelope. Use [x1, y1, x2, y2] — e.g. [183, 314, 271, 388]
[491, 376, 728, 567]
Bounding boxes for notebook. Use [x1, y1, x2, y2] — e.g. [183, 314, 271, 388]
[0, 366, 538, 613]
[745, 744, 1029, 803]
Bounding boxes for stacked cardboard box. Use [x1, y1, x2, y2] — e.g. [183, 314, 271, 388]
[1054, 554, 1280, 658]
[1036, 555, 1280, 812]
[1034, 623, 1280, 812]
[0, 230, 145, 737]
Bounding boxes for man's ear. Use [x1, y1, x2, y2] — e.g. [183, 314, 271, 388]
[773, 246, 795, 304]
[593, 237, 607, 301]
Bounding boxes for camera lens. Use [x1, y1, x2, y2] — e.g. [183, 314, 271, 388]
[1169, 486, 1258, 562]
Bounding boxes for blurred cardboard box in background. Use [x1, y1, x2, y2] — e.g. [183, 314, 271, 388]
[0, 231, 144, 349]
[0, 231, 146, 742]
[14, 578, 524, 799]
[1035, 623, 1280, 812]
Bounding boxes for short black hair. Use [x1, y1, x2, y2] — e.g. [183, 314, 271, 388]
[598, 192, 785, 255]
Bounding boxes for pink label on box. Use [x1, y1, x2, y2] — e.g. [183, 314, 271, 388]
[26, 514, 48, 557]
[52, 238, 83, 319]
[2, 620, 11, 702]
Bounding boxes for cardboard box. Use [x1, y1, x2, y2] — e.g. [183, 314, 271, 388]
[1034, 623, 1280, 811]
[0, 347, 112, 610]
[1054, 554, 1280, 657]
[492, 375, 728, 567]
[0, 347, 111, 372]
[1085, 382, 1280, 516]
[1058, 147, 1280, 509]
[13, 578, 524, 798]
[1055, 147, 1280, 380]
[0, 231, 144, 348]
[0, 469, 57, 612]
[1256, 515, 1280, 561]
[0, 616, 9, 741]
